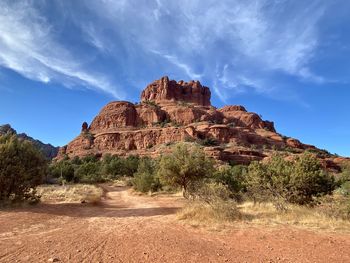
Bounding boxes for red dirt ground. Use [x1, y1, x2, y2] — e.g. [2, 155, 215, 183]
[1, 185, 349, 262]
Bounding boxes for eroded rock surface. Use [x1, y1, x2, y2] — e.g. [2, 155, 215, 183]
[57, 76, 341, 169]
[141, 76, 211, 106]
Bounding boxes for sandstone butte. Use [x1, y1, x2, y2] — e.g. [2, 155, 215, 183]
[56, 76, 347, 171]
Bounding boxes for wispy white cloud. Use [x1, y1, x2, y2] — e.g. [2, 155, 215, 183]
[151, 50, 203, 80]
[0, 0, 339, 102]
[0, 1, 123, 98]
[85, 0, 330, 101]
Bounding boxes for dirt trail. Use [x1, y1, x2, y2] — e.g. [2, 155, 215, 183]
[1, 185, 350, 263]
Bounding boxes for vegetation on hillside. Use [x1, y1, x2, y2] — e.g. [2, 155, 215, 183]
[2, 132, 349, 226]
[0, 135, 47, 205]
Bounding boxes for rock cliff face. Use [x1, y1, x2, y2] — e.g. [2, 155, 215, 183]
[57, 76, 341, 169]
[141, 76, 211, 106]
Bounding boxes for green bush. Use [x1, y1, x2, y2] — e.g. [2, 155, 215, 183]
[214, 164, 247, 201]
[158, 143, 214, 197]
[49, 160, 75, 182]
[100, 154, 140, 179]
[337, 181, 350, 196]
[189, 182, 232, 204]
[74, 162, 103, 183]
[132, 158, 161, 193]
[0, 135, 47, 203]
[338, 162, 350, 185]
[198, 137, 219, 146]
[179, 182, 240, 222]
[246, 153, 335, 207]
[317, 194, 350, 220]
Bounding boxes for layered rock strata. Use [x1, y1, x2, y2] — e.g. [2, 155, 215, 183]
[57, 76, 342, 170]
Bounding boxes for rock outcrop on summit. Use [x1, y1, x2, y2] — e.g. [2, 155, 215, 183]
[141, 76, 211, 106]
[57, 76, 343, 169]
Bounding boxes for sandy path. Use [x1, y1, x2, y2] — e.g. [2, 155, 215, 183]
[0, 185, 350, 263]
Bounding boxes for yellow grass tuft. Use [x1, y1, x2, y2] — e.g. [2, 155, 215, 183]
[177, 200, 350, 232]
[177, 200, 240, 225]
[239, 201, 350, 232]
[37, 184, 103, 204]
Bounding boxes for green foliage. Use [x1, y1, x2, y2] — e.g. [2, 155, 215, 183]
[100, 154, 140, 179]
[74, 161, 103, 183]
[153, 119, 170, 128]
[132, 158, 161, 193]
[182, 182, 240, 221]
[184, 136, 196, 143]
[306, 148, 331, 158]
[337, 181, 350, 196]
[0, 135, 47, 203]
[246, 153, 335, 207]
[317, 194, 350, 220]
[338, 162, 350, 185]
[81, 154, 99, 163]
[198, 137, 219, 147]
[49, 160, 75, 182]
[214, 165, 247, 201]
[157, 143, 214, 197]
[189, 182, 232, 203]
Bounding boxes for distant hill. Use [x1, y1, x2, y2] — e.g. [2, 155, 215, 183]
[0, 124, 59, 159]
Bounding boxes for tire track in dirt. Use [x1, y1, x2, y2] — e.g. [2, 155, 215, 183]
[1, 184, 350, 262]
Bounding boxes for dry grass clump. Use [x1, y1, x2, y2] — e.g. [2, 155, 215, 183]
[37, 184, 103, 204]
[177, 199, 350, 232]
[177, 200, 240, 224]
[239, 201, 350, 232]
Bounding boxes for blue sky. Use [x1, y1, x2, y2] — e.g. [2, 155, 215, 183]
[0, 0, 349, 156]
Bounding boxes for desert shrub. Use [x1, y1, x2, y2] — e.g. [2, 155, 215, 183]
[214, 165, 247, 201]
[49, 160, 75, 182]
[316, 194, 350, 220]
[100, 155, 121, 179]
[37, 184, 103, 204]
[189, 182, 231, 203]
[0, 135, 47, 203]
[123, 155, 140, 176]
[337, 181, 350, 196]
[81, 154, 99, 163]
[178, 183, 240, 222]
[290, 153, 335, 204]
[100, 154, 140, 179]
[338, 162, 350, 185]
[133, 158, 161, 193]
[246, 153, 335, 208]
[157, 143, 214, 197]
[71, 156, 82, 165]
[184, 136, 196, 143]
[74, 162, 103, 183]
[198, 137, 219, 146]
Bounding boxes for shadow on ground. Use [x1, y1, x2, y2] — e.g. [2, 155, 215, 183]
[9, 202, 180, 218]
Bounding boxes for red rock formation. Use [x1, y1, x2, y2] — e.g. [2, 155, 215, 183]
[219, 105, 275, 132]
[56, 76, 340, 169]
[141, 76, 211, 106]
[135, 104, 166, 127]
[89, 101, 137, 133]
